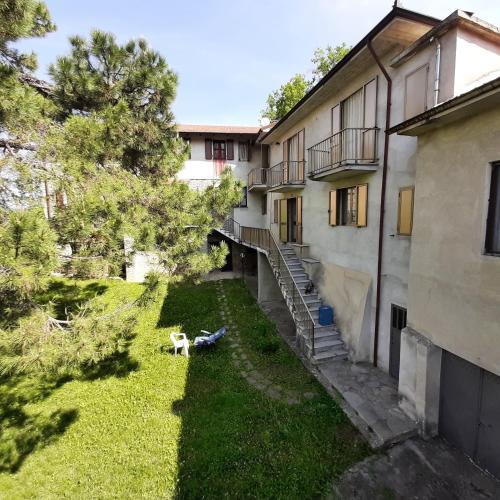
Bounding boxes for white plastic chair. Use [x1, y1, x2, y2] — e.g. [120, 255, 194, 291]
[170, 333, 189, 357]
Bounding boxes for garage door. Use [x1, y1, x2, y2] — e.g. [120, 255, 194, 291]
[439, 351, 500, 479]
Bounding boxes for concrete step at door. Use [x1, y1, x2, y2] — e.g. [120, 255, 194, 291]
[312, 347, 349, 364]
[314, 337, 345, 353]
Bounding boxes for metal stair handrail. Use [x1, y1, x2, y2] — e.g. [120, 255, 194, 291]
[220, 219, 315, 355]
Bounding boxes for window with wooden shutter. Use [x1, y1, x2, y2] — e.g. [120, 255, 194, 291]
[226, 140, 234, 160]
[405, 64, 429, 120]
[262, 194, 267, 215]
[330, 184, 368, 227]
[205, 138, 213, 160]
[397, 186, 414, 236]
[357, 184, 368, 227]
[273, 199, 279, 223]
[238, 141, 249, 161]
[329, 190, 337, 226]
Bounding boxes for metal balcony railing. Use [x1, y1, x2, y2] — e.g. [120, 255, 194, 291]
[268, 160, 306, 189]
[247, 168, 268, 188]
[220, 218, 315, 355]
[308, 127, 379, 177]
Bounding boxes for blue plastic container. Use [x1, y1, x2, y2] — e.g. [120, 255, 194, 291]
[318, 305, 334, 326]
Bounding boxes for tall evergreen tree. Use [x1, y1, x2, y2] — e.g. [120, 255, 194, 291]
[46, 31, 242, 280]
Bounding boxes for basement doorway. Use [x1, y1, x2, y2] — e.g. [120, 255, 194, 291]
[389, 305, 406, 380]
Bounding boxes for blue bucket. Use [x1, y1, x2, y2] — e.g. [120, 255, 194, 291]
[318, 305, 334, 326]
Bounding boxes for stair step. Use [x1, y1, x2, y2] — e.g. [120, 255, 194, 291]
[315, 328, 339, 339]
[303, 294, 320, 303]
[314, 338, 344, 352]
[313, 348, 349, 363]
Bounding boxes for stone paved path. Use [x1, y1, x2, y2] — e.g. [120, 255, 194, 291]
[215, 281, 317, 406]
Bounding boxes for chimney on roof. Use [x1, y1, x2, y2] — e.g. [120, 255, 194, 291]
[393, 0, 403, 8]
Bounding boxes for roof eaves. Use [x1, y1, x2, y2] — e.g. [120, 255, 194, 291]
[391, 10, 500, 68]
[258, 6, 440, 144]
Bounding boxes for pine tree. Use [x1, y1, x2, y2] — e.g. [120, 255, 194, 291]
[46, 31, 242, 280]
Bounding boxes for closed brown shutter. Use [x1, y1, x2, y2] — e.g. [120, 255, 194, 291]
[262, 144, 269, 168]
[273, 199, 279, 223]
[226, 140, 234, 160]
[397, 186, 414, 235]
[405, 64, 429, 119]
[331, 105, 341, 165]
[247, 141, 252, 161]
[331, 104, 341, 135]
[329, 190, 337, 226]
[298, 130, 305, 181]
[357, 184, 368, 227]
[279, 199, 288, 241]
[205, 139, 213, 160]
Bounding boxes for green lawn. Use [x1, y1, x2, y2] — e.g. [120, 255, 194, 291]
[0, 278, 370, 499]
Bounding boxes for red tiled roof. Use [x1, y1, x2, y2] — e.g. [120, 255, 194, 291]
[177, 124, 260, 135]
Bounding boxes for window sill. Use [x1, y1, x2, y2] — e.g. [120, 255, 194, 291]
[483, 252, 500, 258]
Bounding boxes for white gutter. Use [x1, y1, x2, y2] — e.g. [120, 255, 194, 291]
[432, 37, 441, 106]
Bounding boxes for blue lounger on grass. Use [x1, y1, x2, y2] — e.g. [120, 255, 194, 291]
[194, 326, 226, 347]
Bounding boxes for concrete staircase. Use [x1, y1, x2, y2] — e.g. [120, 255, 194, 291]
[278, 244, 348, 364]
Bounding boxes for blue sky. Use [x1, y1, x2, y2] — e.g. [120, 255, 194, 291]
[18, 0, 500, 126]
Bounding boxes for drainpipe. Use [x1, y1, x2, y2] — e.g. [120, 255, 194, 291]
[432, 37, 441, 106]
[367, 40, 391, 368]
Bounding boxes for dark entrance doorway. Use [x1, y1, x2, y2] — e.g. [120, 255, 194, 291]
[389, 304, 406, 380]
[279, 197, 302, 244]
[439, 350, 500, 479]
[287, 197, 297, 243]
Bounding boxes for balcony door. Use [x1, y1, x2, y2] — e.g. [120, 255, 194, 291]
[342, 88, 364, 162]
[279, 197, 302, 244]
[283, 130, 305, 183]
[330, 78, 377, 166]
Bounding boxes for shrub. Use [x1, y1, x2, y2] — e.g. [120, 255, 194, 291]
[0, 304, 136, 377]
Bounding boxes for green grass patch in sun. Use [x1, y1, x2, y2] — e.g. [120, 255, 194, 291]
[0, 278, 370, 499]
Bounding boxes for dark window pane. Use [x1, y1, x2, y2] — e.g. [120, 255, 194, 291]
[486, 163, 500, 254]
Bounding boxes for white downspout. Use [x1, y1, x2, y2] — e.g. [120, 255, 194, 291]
[433, 37, 441, 106]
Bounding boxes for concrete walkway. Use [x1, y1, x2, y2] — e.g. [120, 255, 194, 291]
[259, 293, 417, 448]
[331, 437, 500, 499]
[318, 360, 418, 448]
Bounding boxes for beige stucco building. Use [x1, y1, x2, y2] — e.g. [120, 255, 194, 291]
[174, 5, 500, 478]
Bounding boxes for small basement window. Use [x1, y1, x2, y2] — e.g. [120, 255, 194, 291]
[485, 162, 500, 255]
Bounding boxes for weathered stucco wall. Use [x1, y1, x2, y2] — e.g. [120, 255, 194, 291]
[454, 26, 500, 93]
[178, 135, 266, 229]
[408, 106, 500, 377]
[261, 51, 420, 367]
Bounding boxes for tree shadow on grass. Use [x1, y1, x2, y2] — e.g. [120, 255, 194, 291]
[38, 280, 109, 319]
[0, 375, 78, 473]
[81, 347, 139, 380]
[158, 280, 371, 499]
